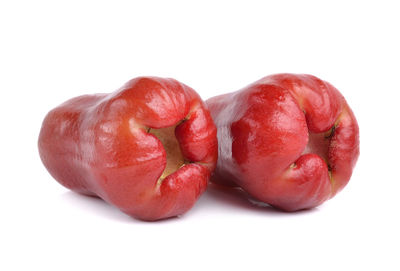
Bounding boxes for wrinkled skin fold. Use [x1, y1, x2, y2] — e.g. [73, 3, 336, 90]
[206, 74, 359, 211]
[39, 77, 218, 221]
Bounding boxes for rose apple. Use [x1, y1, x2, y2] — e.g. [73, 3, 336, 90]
[206, 74, 359, 211]
[39, 77, 218, 220]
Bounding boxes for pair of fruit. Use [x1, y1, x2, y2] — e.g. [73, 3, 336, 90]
[38, 74, 359, 221]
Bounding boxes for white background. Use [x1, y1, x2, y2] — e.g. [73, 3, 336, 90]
[1, 1, 399, 270]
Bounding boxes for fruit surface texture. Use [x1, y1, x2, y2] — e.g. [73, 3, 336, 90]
[39, 77, 218, 220]
[206, 74, 359, 211]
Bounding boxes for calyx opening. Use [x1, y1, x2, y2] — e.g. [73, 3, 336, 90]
[302, 126, 335, 165]
[148, 124, 186, 181]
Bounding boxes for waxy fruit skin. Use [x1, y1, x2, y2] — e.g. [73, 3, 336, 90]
[39, 77, 217, 221]
[206, 74, 359, 211]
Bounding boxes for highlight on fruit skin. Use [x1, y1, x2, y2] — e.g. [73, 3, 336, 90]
[206, 73, 359, 211]
[38, 76, 218, 221]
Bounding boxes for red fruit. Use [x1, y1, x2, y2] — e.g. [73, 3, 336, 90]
[39, 77, 218, 221]
[206, 74, 359, 211]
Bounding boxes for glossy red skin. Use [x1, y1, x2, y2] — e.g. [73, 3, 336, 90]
[38, 77, 217, 221]
[206, 74, 359, 211]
